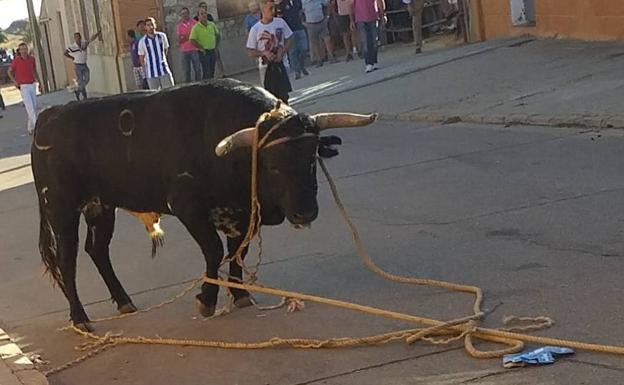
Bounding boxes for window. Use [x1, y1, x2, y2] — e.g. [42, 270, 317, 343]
[510, 0, 535, 27]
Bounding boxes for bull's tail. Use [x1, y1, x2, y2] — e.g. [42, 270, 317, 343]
[37, 197, 64, 289]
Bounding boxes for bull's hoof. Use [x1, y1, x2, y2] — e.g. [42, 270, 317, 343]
[234, 296, 253, 309]
[195, 295, 216, 317]
[74, 322, 94, 333]
[118, 302, 138, 314]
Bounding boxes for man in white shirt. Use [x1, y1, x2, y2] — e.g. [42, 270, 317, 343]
[138, 17, 175, 90]
[64, 30, 102, 100]
[247, 0, 293, 102]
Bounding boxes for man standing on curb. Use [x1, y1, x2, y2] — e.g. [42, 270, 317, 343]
[276, 0, 309, 79]
[8, 42, 42, 135]
[128, 29, 147, 89]
[351, 0, 385, 73]
[303, 0, 338, 67]
[177, 7, 201, 82]
[247, 0, 293, 102]
[138, 17, 175, 90]
[245, 1, 261, 31]
[190, 8, 220, 80]
[337, 0, 360, 60]
[64, 30, 102, 100]
[405, 0, 424, 54]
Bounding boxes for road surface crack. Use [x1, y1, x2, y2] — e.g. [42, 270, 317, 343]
[290, 346, 462, 385]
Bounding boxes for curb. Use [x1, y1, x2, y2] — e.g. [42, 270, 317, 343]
[381, 111, 624, 130]
[0, 328, 49, 385]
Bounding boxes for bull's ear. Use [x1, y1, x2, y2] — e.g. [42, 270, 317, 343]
[312, 113, 378, 131]
[215, 127, 256, 157]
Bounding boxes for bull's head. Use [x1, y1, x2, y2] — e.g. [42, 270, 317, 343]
[215, 104, 377, 227]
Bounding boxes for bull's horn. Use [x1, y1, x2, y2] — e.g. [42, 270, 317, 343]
[215, 127, 256, 157]
[313, 112, 378, 131]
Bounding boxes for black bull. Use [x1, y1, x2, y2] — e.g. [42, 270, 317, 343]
[31, 79, 376, 330]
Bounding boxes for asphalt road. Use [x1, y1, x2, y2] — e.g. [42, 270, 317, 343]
[2, 117, 624, 384]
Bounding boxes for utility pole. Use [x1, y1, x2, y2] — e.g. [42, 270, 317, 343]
[25, 0, 50, 93]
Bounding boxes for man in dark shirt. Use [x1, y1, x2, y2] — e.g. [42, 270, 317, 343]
[276, 0, 309, 79]
[127, 29, 147, 89]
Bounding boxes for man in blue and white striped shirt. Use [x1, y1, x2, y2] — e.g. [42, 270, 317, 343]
[138, 17, 175, 90]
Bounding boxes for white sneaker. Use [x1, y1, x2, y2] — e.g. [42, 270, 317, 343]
[372, 64, 379, 71]
[365, 64, 373, 73]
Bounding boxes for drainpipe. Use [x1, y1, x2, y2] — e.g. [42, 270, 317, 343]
[474, 0, 486, 41]
[110, 0, 124, 93]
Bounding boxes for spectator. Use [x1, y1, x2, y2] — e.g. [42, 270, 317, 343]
[0, 50, 5, 114]
[247, 0, 293, 102]
[337, 0, 360, 60]
[138, 17, 175, 90]
[244, 1, 261, 32]
[194, 2, 213, 21]
[177, 7, 201, 82]
[8, 42, 41, 135]
[191, 8, 220, 80]
[127, 29, 147, 89]
[407, 0, 424, 54]
[208, 13, 226, 78]
[64, 30, 102, 100]
[302, 0, 337, 67]
[351, 0, 385, 73]
[275, 0, 309, 79]
[136, 19, 147, 40]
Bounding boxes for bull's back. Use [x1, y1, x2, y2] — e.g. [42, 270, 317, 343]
[31, 81, 277, 210]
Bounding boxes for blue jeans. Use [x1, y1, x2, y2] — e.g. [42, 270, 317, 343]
[199, 49, 216, 80]
[182, 51, 201, 83]
[358, 21, 378, 66]
[289, 29, 308, 73]
[74, 63, 90, 98]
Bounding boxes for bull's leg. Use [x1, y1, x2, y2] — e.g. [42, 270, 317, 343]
[53, 210, 92, 330]
[226, 236, 253, 308]
[173, 203, 224, 317]
[84, 208, 137, 314]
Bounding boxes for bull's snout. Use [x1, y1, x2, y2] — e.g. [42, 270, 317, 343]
[290, 209, 318, 225]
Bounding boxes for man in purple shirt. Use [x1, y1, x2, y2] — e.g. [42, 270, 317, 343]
[351, 0, 385, 73]
[127, 29, 147, 89]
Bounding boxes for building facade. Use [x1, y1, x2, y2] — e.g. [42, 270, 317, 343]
[471, 0, 624, 41]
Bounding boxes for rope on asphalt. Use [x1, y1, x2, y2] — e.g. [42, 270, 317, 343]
[45, 105, 624, 377]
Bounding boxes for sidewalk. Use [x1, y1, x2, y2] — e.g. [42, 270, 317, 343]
[298, 37, 624, 130]
[0, 328, 48, 385]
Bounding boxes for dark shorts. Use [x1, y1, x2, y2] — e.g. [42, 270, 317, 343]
[337, 14, 351, 34]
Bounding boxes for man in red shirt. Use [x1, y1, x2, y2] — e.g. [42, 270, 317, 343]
[177, 7, 201, 83]
[8, 42, 42, 135]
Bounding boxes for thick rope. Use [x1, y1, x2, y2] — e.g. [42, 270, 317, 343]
[45, 106, 624, 376]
